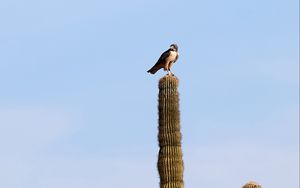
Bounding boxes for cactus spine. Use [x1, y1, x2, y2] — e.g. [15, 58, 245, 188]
[157, 75, 184, 188]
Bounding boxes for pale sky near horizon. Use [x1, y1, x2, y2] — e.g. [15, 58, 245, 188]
[0, 0, 299, 188]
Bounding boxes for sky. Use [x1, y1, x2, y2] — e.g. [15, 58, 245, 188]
[0, 0, 299, 187]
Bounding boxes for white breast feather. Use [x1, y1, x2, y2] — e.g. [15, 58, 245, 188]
[167, 51, 177, 62]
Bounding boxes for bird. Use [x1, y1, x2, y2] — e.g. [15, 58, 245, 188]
[147, 44, 179, 75]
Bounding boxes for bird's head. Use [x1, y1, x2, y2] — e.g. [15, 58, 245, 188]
[170, 43, 178, 51]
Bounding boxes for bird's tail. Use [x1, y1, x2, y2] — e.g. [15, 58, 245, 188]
[147, 66, 160, 74]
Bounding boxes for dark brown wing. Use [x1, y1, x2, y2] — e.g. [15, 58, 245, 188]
[147, 50, 171, 74]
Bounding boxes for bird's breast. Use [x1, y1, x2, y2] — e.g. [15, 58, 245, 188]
[166, 51, 177, 62]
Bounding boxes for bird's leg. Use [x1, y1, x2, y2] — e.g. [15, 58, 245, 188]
[168, 62, 174, 76]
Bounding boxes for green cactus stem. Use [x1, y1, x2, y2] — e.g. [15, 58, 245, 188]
[157, 75, 184, 188]
[242, 181, 262, 188]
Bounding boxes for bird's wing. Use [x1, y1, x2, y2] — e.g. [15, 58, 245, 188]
[152, 49, 170, 66]
[147, 49, 171, 74]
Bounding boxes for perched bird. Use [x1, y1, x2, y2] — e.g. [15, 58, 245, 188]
[147, 44, 179, 75]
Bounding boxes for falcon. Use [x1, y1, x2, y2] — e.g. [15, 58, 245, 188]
[147, 44, 179, 75]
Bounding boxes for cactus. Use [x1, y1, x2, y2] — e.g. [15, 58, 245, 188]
[242, 181, 262, 188]
[157, 75, 184, 188]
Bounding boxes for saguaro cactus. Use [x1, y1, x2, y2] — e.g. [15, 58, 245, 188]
[157, 75, 184, 188]
[242, 181, 262, 188]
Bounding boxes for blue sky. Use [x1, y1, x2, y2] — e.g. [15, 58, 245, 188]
[0, 0, 298, 187]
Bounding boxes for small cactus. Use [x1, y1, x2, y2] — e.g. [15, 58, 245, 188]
[157, 75, 184, 188]
[242, 181, 262, 188]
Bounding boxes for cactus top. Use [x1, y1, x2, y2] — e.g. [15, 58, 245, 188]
[158, 75, 179, 90]
[242, 181, 262, 188]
